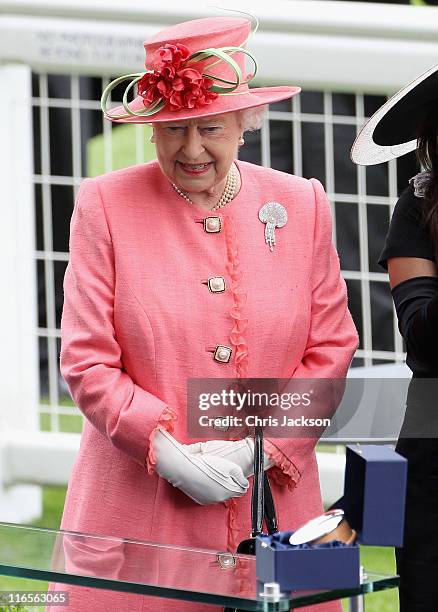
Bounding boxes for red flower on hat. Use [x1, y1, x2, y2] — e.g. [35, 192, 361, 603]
[137, 43, 219, 111]
[155, 43, 190, 69]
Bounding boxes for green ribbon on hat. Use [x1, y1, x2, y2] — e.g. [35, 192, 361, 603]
[101, 44, 258, 120]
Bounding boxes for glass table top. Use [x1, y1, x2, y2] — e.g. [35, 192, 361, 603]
[0, 521, 398, 610]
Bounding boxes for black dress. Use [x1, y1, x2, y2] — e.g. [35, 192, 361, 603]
[379, 182, 438, 612]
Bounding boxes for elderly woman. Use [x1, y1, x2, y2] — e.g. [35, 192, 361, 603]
[49, 15, 358, 612]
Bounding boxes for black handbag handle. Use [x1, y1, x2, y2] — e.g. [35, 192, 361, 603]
[251, 426, 278, 536]
[251, 426, 265, 537]
[223, 428, 277, 612]
[263, 472, 278, 534]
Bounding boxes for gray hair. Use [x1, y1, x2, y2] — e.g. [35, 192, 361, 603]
[148, 105, 268, 132]
[238, 105, 268, 133]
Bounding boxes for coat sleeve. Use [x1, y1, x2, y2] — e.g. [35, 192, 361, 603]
[265, 178, 359, 490]
[60, 178, 176, 468]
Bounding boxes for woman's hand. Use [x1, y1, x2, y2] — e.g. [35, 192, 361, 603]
[185, 438, 274, 478]
[151, 429, 249, 505]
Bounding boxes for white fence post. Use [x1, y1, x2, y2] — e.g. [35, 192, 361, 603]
[0, 64, 42, 522]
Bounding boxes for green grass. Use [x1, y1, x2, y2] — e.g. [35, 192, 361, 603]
[87, 123, 156, 177]
[39, 396, 83, 434]
[316, 442, 343, 454]
[359, 547, 398, 611]
[0, 486, 66, 601]
[339, 547, 398, 611]
[39, 413, 83, 434]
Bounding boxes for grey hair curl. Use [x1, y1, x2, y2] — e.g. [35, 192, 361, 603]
[238, 105, 268, 133]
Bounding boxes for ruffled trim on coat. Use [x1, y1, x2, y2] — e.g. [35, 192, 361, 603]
[224, 216, 249, 379]
[264, 440, 301, 492]
[145, 407, 178, 474]
[224, 497, 239, 552]
[223, 215, 249, 553]
[223, 498, 253, 595]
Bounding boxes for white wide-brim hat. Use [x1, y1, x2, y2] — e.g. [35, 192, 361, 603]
[351, 63, 438, 166]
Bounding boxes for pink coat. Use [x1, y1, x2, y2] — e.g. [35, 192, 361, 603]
[47, 160, 358, 612]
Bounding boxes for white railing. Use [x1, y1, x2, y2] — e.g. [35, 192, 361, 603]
[1, 0, 431, 518]
[0, 64, 42, 521]
[1, 1, 438, 87]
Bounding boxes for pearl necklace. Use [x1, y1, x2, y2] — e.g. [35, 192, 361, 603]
[172, 165, 237, 211]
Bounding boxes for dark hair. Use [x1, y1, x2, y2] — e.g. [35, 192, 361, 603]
[417, 105, 438, 259]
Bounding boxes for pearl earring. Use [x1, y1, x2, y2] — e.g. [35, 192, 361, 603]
[150, 134, 155, 143]
[238, 136, 245, 146]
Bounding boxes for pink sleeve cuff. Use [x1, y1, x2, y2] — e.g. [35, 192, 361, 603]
[264, 439, 301, 492]
[145, 407, 178, 474]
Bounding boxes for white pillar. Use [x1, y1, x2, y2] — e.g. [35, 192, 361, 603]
[0, 64, 42, 522]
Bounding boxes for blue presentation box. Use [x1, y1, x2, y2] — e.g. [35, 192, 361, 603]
[256, 444, 407, 590]
[339, 444, 407, 546]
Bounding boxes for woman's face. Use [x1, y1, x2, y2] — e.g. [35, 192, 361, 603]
[152, 112, 242, 194]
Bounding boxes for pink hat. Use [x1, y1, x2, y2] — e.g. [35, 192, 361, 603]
[101, 17, 300, 123]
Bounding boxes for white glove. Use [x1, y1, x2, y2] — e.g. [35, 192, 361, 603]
[186, 437, 275, 478]
[151, 428, 249, 505]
